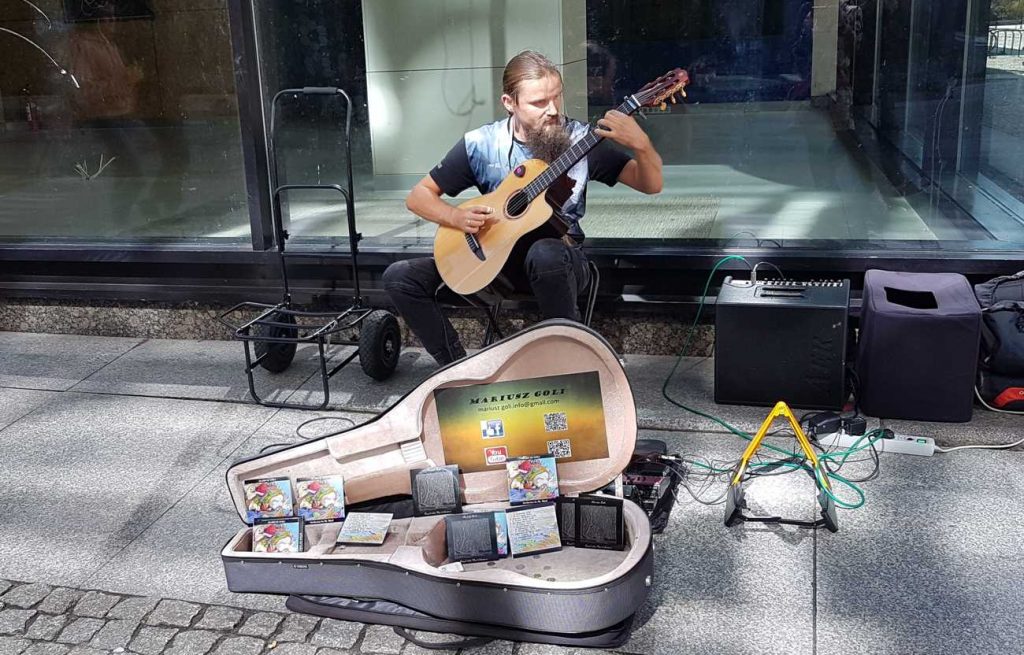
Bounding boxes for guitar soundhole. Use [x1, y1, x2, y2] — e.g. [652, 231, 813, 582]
[506, 191, 528, 219]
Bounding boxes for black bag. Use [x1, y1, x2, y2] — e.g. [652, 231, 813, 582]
[974, 271, 1024, 412]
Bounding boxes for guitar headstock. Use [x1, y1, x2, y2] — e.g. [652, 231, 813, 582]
[635, 68, 690, 111]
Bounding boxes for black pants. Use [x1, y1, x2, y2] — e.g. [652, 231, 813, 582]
[383, 238, 591, 366]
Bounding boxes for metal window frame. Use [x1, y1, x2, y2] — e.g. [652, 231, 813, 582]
[1, 0, 1023, 306]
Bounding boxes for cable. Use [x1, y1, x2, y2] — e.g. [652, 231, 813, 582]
[258, 415, 359, 454]
[930, 391, 1024, 452]
[751, 261, 785, 283]
[660, 255, 880, 512]
[296, 416, 357, 440]
[974, 386, 1024, 416]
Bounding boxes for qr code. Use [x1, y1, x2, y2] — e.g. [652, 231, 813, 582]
[543, 412, 568, 432]
[547, 439, 572, 459]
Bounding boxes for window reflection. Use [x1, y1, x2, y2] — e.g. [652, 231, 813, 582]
[0, 0, 247, 239]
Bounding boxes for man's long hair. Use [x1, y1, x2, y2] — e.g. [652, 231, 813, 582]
[502, 50, 562, 107]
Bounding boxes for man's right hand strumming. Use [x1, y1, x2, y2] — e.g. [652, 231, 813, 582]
[448, 205, 497, 234]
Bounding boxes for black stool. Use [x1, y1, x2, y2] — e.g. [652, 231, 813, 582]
[444, 259, 600, 347]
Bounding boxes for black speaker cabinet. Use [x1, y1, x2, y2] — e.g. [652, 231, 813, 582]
[714, 277, 851, 410]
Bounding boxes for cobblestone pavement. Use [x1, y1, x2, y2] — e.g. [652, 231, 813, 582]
[0, 580, 551, 655]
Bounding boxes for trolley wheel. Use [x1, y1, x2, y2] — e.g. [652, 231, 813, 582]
[254, 312, 298, 373]
[359, 310, 401, 381]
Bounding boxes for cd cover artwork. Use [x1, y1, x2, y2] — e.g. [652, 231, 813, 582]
[296, 476, 346, 524]
[555, 496, 577, 546]
[466, 509, 509, 556]
[244, 477, 294, 523]
[252, 517, 303, 553]
[336, 512, 393, 546]
[410, 465, 462, 516]
[576, 495, 625, 551]
[494, 510, 509, 556]
[445, 513, 499, 563]
[506, 456, 559, 505]
[506, 502, 562, 557]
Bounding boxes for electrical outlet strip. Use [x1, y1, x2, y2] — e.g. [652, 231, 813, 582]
[817, 431, 935, 457]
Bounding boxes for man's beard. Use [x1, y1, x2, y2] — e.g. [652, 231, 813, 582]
[523, 121, 571, 164]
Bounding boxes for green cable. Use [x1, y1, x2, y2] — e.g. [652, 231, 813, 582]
[662, 256, 875, 510]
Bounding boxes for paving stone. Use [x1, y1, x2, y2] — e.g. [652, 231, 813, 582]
[310, 619, 363, 649]
[128, 626, 178, 655]
[0, 635, 30, 655]
[0, 610, 35, 635]
[267, 644, 318, 655]
[107, 597, 159, 622]
[145, 601, 200, 628]
[25, 614, 69, 640]
[237, 612, 283, 638]
[73, 593, 121, 619]
[359, 625, 404, 654]
[274, 614, 319, 642]
[194, 607, 242, 631]
[467, 641, 517, 655]
[21, 644, 70, 655]
[399, 644, 456, 655]
[89, 619, 138, 650]
[210, 636, 264, 655]
[38, 590, 85, 616]
[0, 583, 11, 597]
[1, 585, 52, 610]
[56, 618, 105, 644]
[165, 629, 220, 655]
[65, 649, 109, 655]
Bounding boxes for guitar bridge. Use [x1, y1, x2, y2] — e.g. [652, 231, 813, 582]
[465, 233, 486, 261]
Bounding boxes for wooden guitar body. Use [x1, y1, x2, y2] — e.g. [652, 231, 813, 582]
[433, 159, 557, 296]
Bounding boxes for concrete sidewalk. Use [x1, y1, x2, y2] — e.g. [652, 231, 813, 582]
[1, 331, 1022, 655]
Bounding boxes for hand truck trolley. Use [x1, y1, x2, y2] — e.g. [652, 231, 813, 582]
[218, 86, 400, 410]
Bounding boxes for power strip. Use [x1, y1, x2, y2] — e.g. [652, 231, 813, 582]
[817, 431, 935, 457]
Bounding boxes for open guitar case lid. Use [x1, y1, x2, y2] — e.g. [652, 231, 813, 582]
[221, 320, 653, 649]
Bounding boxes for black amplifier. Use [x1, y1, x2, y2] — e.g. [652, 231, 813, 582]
[714, 277, 851, 410]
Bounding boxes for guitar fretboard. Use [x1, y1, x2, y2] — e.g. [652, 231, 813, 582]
[523, 97, 639, 202]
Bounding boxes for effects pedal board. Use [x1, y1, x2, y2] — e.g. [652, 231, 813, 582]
[623, 464, 674, 515]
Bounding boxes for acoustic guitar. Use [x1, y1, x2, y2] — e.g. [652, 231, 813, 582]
[434, 68, 689, 295]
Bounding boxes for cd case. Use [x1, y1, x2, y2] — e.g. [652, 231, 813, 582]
[252, 517, 303, 553]
[505, 502, 562, 557]
[574, 496, 625, 551]
[506, 455, 560, 505]
[555, 497, 577, 546]
[445, 513, 500, 563]
[243, 477, 294, 523]
[296, 476, 346, 524]
[336, 512, 393, 546]
[410, 465, 462, 516]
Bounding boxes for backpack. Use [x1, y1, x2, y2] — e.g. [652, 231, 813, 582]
[974, 271, 1024, 412]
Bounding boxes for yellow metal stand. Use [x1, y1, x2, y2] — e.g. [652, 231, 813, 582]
[725, 401, 839, 532]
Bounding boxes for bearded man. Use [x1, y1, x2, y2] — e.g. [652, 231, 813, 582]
[383, 50, 663, 366]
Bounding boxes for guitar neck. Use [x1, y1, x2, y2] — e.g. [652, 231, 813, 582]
[524, 96, 640, 202]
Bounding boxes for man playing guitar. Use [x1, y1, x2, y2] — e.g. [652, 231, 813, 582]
[383, 50, 665, 366]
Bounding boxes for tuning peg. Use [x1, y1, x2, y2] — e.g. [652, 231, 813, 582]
[670, 95, 677, 104]
[659, 102, 667, 111]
